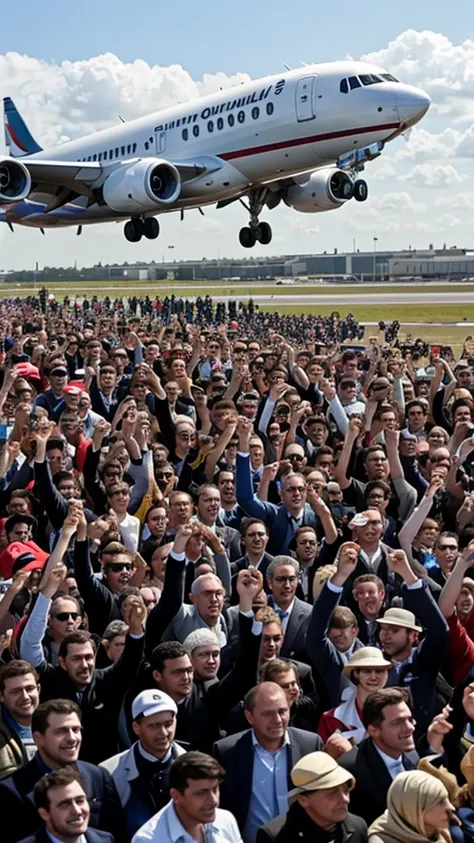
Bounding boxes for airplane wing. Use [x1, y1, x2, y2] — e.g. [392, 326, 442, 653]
[17, 156, 217, 212]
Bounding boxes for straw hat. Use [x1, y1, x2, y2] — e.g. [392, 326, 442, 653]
[288, 752, 354, 799]
[342, 645, 392, 675]
[376, 607, 423, 633]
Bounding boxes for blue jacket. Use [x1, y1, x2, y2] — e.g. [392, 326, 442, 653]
[236, 452, 318, 555]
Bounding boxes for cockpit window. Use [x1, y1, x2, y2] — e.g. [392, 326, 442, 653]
[359, 74, 383, 86]
[381, 73, 399, 83]
[340, 79, 348, 94]
[349, 76, 361, 90]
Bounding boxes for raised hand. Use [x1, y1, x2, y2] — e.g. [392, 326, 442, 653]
[236, 568, 263, 611]
[387, 549, 418, 584]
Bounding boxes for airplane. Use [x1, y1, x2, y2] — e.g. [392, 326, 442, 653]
[0, 60, 430, 248]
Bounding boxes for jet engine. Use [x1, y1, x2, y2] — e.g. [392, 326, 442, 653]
[103, 158, 181, 213]
[0, 158, 31, 204]
[284, 168, 354, 213]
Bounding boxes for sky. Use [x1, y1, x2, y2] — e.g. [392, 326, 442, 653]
[0, 0, 473, 269]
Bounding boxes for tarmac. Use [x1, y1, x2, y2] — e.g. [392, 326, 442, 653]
[214, 292, 474, 306]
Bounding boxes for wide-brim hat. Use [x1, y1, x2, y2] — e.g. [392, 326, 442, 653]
[376, 607, 422, 633]
[342, 646, 392, 674]
[288, 752, 355, 799]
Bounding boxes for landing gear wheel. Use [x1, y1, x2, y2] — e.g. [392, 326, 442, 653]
[124, 220, 142, 242]
[256, 222, 272, 245]
[353, 180, 368, 202]
[239, 226, 256, 248]
[143, 218, 160, 240]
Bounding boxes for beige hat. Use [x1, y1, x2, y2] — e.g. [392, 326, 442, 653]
[288, 751, 355, 799]
[376, 607, 422, 633]
[342, 646, 392, 675]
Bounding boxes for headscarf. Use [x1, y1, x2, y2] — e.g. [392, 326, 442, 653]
[369, 771, 452, 843]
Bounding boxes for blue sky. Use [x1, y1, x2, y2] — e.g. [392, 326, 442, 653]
[0, 1, 473, 268]
[1, 0, 471, 76]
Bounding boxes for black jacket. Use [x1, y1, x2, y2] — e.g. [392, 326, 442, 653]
[20, 830, 113, 843]
[256, 802, 368, 843]
[35, 632, 144, 764]
[0, 756, 123, 843]
[338, 736, 418, 825]
[213, 727, 323, 832]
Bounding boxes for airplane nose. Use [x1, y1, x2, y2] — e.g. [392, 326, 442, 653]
[396, 88, 431, 128]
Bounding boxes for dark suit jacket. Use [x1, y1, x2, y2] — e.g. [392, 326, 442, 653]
[0, 756, 124, 843]
[338, 736, 418, 825]
[19, 828, 114, 843]
[256, 802, 367, 843]
[213, 726, 323, 832]
[279, 596, 312, 662]
[230, 552, 274, 603]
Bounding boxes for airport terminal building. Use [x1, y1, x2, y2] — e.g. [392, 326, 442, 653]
[3, 246, 474, 284]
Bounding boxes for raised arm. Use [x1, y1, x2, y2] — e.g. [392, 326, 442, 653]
[333, 417, 363, 490]
[438, 545, 474, 619]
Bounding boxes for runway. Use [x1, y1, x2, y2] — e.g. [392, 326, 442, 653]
[213, 291, 474, 306]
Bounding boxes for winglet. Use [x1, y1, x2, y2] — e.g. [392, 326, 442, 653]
[3, 97, 42, 158]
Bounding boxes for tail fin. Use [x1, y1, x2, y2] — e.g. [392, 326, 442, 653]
[3, 97, 42, 157]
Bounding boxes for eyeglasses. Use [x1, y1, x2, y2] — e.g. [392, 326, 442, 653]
[157, 472, 173, 480]
[107, 563, 132, 573]
[177, 431, 195, 440]
[437, 545, 458, 551]
[274, 575, 298, 584]
[53, 612, 79, 622]
[111, 490, 129, 498]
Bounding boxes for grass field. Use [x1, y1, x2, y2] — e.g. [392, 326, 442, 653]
[2, 280, 474, 299]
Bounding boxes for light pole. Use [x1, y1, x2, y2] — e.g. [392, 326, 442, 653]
[373, 236, 378, 282]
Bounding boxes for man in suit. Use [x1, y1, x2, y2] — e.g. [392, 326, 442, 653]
[196, 484, 242, 562]
[235, 419, 323, 556]
[338, 687, 419, 825]
[257, 751, 367, 843]
[305, 543, 364, 706]
[230, 518, 274, 602]
[0, 699, 123, 843]
[21, 766, 113, 843]
[266, 557, 312, 662]
[213, 681, 322, 843]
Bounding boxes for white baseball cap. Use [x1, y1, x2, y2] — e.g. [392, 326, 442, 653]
[132, 689, 178, 720]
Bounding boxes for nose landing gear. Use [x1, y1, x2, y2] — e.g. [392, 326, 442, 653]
[124, 217, 160, 242]
[239, 188, 273, 248]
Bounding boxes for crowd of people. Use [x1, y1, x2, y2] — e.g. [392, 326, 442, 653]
[0, 291, 474, 842]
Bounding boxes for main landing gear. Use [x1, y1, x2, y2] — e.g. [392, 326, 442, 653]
[239, 188, 272, 248]
[124, 217, 160, 242]
[353, 179, 368, 202]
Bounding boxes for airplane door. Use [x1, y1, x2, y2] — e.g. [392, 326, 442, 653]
[296, 76, 316, 122]
[155, 130, 166, 155]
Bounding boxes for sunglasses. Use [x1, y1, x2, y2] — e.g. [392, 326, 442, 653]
[157, 472, 173, 480]
[53, 612, 79, 622]
[107, 563, 133, 573]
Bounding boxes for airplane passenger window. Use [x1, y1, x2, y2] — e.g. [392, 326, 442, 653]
[207, 120, 214, 132]
[359, 74, 383, 85]
[109, 150, 113, 158]
[115, 148, 119, 156]
[340, 79, 348, 94]
[349, 76, 361, 90]
[251, 107, 260, 119]
[266, 102, 274, 115]
[127, 145, 131, 154]
[193, 125, 199, 137]
[381, 73, 399, 82]
[217, 117, 224, 130]
[237, 111, 245, 123]
[182, 128, 188, 140]
[228, 114, 235, 126]
[93, 154, 97, 161]
[98, 153, 102, 162]
[132, 143, 137, 153]
[121, 146, 125, 155]
[145, 142, 149, 150]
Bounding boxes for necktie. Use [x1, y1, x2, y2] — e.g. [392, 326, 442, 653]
[276, 608, 289, 622]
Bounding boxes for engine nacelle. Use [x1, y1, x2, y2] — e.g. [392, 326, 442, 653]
[0, 158, 31, 205]
[103, 158, 181, 213]
[284, 168, 354, 213]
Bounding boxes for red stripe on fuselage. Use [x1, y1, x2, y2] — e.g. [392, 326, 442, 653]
[219, 122, 401, 161]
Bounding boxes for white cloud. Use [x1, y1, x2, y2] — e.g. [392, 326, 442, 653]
[432, 214, 463, 229]
[0, 51, 251, 151]
[373, 192, 426, 212]
[434, 193, 474, 210]
[372, 160, 398, 180]
[399, 163, 468, 186]
[362, 30, 474, 121]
